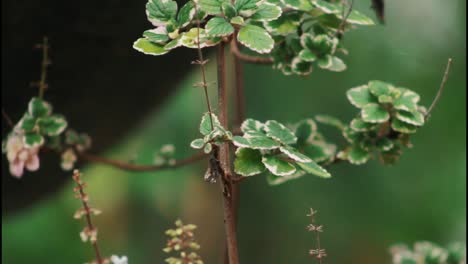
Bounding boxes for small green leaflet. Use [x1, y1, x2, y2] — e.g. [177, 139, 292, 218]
[346, 85, 377, 108]
[146, 0, 178, 26]
[262, 155, 296, 176]
[205, 17, 235, 37]
[237, 25, 274, 54]
[133, 38, 169, 56]
[28, 97, 52, 118]
[264, 120, 297, 144]
[234, 148, 266, 176]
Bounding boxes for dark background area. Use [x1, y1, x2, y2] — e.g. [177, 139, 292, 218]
[2, 0, 466, 263]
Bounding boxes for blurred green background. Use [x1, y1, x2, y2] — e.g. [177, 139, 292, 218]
[2, 0, 466, 263]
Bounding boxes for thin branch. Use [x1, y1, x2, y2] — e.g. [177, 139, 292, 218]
[73, 170, 104, 264]
[77, 151, 207, 172]
[336, 0, 354, 39]
[230, 39, 273, 65]
[2, 108, 14, 128]
[193, 4, 215, 130]
[36, 36, 50, 99]
[426, 58, 453, 120]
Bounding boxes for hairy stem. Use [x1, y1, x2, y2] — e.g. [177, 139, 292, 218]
[217, 42, 240, 264]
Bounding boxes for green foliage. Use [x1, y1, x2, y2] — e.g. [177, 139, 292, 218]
[232, 118, 330, 184]
[133, 0, 374, 76]
[337, 81, 427, 165]
[190, 113, 232, 154]
[389, 241, 466, 264]
[15, 97, 68, 148]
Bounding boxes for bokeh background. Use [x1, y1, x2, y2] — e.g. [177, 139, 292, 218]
[2, 0, 466, 263]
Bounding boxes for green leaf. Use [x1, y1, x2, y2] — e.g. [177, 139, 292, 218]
[345, 9, 375, 25]
[350, 118, 376, 132]
[298, 49, 317, 62]
[315, 114, 345, 130]
[232, 135, 251, 148]
[237, 24, 274, 54]
[246, 134, 282, 150]
[378, 94, 394, 104]
[346, 85, 377, 108]
[198, 0, 228, 15]
[133, 38, 169, 56]
[396, 110, 425, 126]
[177, 1, 196, 28]
[23, 133, 44, 148]
[28, 97, 52, 118]
[264, 11, 303, 36]
[203, 142, 213, 153]
[301, 34, 336, 55]
[190, 138, 205, 149]
[342, 126, 364, 144]
[281, 0, 313, 11]
[200, 112, 222, 135]
[143, 28, 169, 43]
[251, 2, 282, 21]
[146, 0, 178, 26]
[317, 55, 346, 72]
[347, 145, 370, 165]
[279, 146, 312, 162]
[311, 0, 374, 25]
[376, 137, 394, 152]
[234, 148, 265, 176]
[391, 119, 417, 134]
[234, 0, 260, 13]
[164, 37, 183, 50]
[291, 57, 313, 75]
[180, 28, 222, 48]
[368, 80, 392, 97]
[297, 160, 331, 178]
[265, 120, 297, 144]
[361, 103, 390, 123]
[393, 89, 420, 112]
[294, 119, 317, 146]
[230, 16, 245, 25]
[241, 119, 264, 133]
[205, 17, 234, 37]
[37, 114, 68, 136]
[222, 2, 237, 18]
[266, 171, 306, 185]
[18, 114, 37, 132]
[303, 142, 336, 163]
[262, 155, 296, 176]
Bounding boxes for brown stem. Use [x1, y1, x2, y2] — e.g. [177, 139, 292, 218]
[2, 108, 14, 128]
[38, 36, 49, 98]
[230, 39, 273, 65]
[217, 43, 240, 264]
[426, 58, 453, 120]
[194, 4, 214, 130]
[77, 151, 207, 172]
[73, 171, 104, 264]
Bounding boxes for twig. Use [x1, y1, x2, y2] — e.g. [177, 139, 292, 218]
[73, 170, 104, 264]
[336, 0, 354, 39]
[230, 39, 273, 64]
[2, 108, 14, 128]
[77, 151, 207, 172]
[193, 4, 215, 130]
[426, 58, 453, 120]
[36, 36, 50, 98]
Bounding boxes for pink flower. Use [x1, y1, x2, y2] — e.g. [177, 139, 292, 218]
[6, 134, 40, 178]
